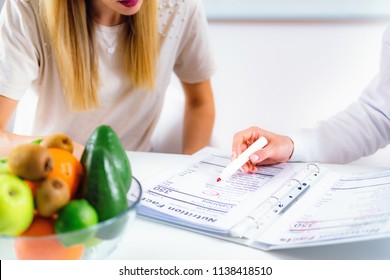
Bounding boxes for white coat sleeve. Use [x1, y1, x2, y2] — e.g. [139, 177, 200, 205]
[288, 25, 390, 164]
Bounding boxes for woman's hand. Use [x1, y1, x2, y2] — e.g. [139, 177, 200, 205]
[232, 126, 294, 173]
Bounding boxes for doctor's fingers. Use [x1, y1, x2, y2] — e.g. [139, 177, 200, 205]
[250, 136, 293, 165]
[232, 127, 264, 156]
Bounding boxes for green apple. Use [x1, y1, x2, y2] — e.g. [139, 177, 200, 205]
[0, 174, 34, 236]
[0, 157, 10, 174]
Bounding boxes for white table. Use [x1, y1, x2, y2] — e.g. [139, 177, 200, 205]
[108, 151, 390, 260]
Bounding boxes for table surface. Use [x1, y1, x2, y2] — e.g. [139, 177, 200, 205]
[107, 151, 390, 260]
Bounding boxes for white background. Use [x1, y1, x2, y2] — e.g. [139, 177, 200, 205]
[204, 0, 390, 20]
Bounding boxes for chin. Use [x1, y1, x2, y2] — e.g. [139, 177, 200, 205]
[118, 0, 143, 15]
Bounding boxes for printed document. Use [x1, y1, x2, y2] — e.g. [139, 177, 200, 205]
[138, 147, 303, 234]
[137, 147, 390, 250]
[258, 170, 390, 248]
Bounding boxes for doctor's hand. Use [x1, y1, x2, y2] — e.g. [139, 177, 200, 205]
[232, 126, 294, 173]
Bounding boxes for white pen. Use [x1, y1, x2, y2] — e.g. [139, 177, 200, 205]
[217, 136, 268, 182]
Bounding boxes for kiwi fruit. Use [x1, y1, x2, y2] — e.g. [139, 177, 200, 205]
[35, 177, 71, 217]
[8, 143, 53, 181]
[41, 133, 74, 154]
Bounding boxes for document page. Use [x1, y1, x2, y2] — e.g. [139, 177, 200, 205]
[258, 169, 390, 248]
[138, 147, 301, 234]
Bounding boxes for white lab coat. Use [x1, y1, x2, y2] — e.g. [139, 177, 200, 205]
[289, 25, 390, 164]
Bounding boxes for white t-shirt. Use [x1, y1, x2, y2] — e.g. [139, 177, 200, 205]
[0, 0, 215, 151]
[289, 25, 390, 164]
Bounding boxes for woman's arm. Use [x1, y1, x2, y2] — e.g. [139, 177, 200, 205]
[0, 96, 37, 156]
[181, 79, 215, 154]
[0, 96, 85, 158]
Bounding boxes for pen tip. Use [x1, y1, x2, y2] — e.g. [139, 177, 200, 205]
[216, 178, 221, 182]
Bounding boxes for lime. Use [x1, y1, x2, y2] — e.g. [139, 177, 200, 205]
[55, 199, 99, 246]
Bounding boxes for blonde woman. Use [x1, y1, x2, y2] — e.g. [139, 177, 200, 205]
[0, 0, 215, 157]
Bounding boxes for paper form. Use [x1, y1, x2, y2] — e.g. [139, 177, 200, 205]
[138, 147, 300, 234]
[258, 170, 390, 246]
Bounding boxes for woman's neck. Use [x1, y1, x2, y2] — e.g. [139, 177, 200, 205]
[89, 1, 123, 26]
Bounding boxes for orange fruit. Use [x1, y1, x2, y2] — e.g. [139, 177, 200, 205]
[23, 148, 82, 199]
[14, 216, 85, 260]
[48, 148, 83, 198]
[24, 180, 39, 197]
[19, 216, 55, 236]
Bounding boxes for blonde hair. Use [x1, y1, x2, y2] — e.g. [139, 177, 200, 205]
[39, 0, 158, 112]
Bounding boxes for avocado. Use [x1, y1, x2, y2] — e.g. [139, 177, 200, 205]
[81, 125, 132, 193]
[80, 146, 128, 222]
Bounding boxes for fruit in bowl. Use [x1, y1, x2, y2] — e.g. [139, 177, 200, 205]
[2, 181, 142, 260]
[0, 174, 34, 236]
[0, 126, 142, 260]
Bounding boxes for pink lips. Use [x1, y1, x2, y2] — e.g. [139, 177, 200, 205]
[119, 0, 138, 8]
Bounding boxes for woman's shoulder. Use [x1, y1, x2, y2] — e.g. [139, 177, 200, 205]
[1, 0, 39, 24]
[157, 0, 207, 30]
[158, 0, 204, 14]
[181, 0, 205, 13]
[5, 0, 38, 13]
[0, 0, 44, 51]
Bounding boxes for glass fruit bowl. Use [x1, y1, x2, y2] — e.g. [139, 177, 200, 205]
[0, 177, 142, 260]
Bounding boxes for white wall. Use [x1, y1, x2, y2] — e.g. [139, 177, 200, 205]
[155, 20, 390, 167]
[204, 0, 390, 20]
